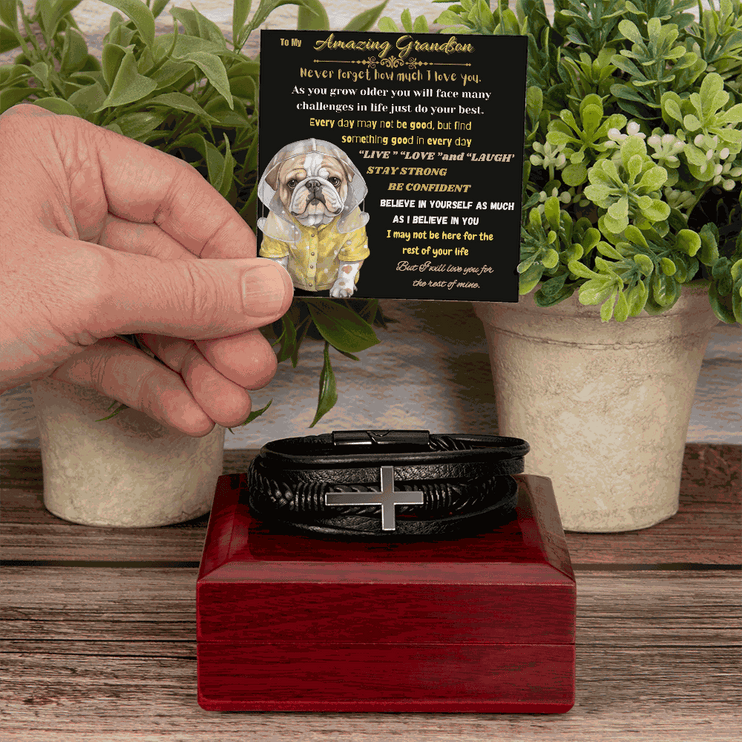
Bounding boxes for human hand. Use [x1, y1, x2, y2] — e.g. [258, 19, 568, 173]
[0, 104, 293, 435]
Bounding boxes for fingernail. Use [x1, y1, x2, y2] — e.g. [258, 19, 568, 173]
[242, 262, 290, 318]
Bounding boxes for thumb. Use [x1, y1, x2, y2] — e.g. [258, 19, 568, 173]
[91, 250, 293, 340]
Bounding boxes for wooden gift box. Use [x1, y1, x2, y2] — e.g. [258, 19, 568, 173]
[197, 472, 576, 713]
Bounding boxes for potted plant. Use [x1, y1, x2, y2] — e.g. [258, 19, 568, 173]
[382, 0, 741, 531]
[0, 0, 389, 526]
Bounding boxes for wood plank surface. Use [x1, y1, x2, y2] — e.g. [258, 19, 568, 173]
[1, 447, 740, 741]
[0, 646, 739, 740]
[2, 445, 739, 563]
[2, 569, 740, 645]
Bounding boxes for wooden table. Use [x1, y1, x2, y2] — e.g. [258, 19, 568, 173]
[2, 446, 740, 741]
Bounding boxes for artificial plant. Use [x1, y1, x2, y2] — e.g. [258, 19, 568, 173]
[381, 0, 742, 322]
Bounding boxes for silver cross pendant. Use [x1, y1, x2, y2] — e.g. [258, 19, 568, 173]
[324, 466, 424, 531]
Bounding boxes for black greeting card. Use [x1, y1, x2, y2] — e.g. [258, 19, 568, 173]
[257, 30, 527, 301]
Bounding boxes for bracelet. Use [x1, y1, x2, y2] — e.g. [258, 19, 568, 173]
[246, 431, 529, 539]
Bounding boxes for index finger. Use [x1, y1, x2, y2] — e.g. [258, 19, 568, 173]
[92, 116, 256, 260]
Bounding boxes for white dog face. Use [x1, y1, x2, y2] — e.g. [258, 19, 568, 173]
[268, 152, 352, 227]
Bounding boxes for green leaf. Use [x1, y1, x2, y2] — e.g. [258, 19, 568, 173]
[95, 48, 157, 111]
[0, 0, 18, 31]
[186, 6, 228, 46]
[149, 92, 217, 121]
[159, 31, 229, 58]
[31, 98, 81, 117]
[298, 0, 329, 30]
[709, 283, 736, 323]
[0, 88, 34, 114]
[0, 25, 20, 54]
[61, 27, 89, 75]
[626, 280, 648, 315]
[42, 0, 85, 37]
[307, 299, 380, 354]
[228, 399, 272, 430]
[698, 72, 725, 111]
[627, 153, 643, 182]
[203, 141, 226, 192]
[310, 342, 337, 428]
[526, 85, 542, 124]
[660, 257, 677, 276]
[583, 183, 611, 205]
[638, 165, 667, 192]
[600, 291, 618, 321]
[683, 113, 702, 131]
[67, 82, 107, 114]
[634, 253, 654, 276]
[661, 93, 683, 123]
[699, 225, 719, 266]
[568, 259, 598, 280]
[99, 0, 155, 49]
[204, 95, 251, 127]
[241, 0, 306, 45]
[518, 263, 543, 294]
[641, 199, 670, 223]
[579, 278, 614, 305]
[102, 43, 128, 89]
[178, 51, 233, 109]
[676, 229, 701, 257]
[614, 289, 629, 322]
[344, 0, 389, 32]
[30, 62, 51, 90]
[651, 272, 681, 306]
[233, 0, 253, 41]
[152, 0, 170, 18]
[607, 196, 630, 228]
[596, 241, 624, 260]
[274, 314, 298, 363]
[230, 74, 256, 100]
[150, 60, 192, 89]
[172, 131, 209, 164]
[116, 109, 167, 139]
[542, 248, 559, 269]
[436, 9, 467, 27]
[412, 14, 429, 32]
[562, 162, 587, 187]
[229, 59, 260, 78]
[377, 17, 398, 33]
[216, 134, 235, 198]
[95, 402, 129, 422]
[543, 195, 560, 230]
[618, 19, 644, 46]
[581, 103, 603, 135]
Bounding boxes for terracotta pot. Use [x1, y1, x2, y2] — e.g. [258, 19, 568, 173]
[474, 286, 718, 532]
[32, 378, 225, 527]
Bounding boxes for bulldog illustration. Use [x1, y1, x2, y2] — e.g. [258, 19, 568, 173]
[257, 139, 370, 297]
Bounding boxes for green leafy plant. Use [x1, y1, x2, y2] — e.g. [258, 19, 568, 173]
[0, 0, 391, 426]
[382, 0, 742, 323]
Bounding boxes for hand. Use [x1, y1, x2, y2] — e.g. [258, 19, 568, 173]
[0, 104, 293, 435]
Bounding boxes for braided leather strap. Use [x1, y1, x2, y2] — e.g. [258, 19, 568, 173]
[246, 431, 529, 539]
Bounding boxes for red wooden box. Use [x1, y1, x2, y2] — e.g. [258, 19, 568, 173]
[197, 473, 575, 713]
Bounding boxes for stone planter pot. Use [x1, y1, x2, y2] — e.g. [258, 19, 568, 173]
[474, 286, 719, 532]
[32, 378, 225, 527]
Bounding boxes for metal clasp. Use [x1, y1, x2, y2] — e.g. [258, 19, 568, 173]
[331, 430, 430, 448]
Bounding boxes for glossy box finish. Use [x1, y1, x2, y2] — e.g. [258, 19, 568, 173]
[197, 473, 576, 713]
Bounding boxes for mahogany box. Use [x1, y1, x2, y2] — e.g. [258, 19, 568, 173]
[197, 473, 576, 713]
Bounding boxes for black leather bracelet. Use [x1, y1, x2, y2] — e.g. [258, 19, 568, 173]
[246, 431, 529, 539]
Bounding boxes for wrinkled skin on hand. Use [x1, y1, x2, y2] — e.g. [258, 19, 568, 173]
[0, 104, 293, 435]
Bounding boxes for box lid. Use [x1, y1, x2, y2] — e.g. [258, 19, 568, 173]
[197, 474, 575, 646]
